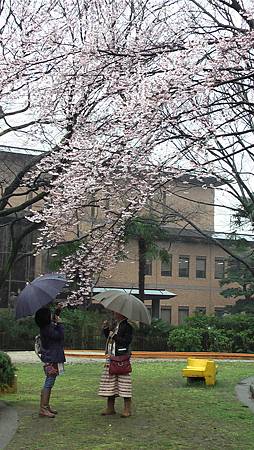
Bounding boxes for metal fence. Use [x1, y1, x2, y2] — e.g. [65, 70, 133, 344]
[0, 332, 168, 352]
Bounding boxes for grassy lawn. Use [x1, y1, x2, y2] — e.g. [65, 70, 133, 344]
[2, 360, 254, 450]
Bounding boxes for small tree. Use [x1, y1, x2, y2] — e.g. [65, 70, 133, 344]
[220, 240, 254, 305]
[125, 216, 172, 302]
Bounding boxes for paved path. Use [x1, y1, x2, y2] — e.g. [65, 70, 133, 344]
[6, 350, 104, 364]
[0, 400, 18, 450]
[235, 377, 254, 413]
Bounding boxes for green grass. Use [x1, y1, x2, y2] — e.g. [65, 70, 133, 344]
[3, 361, 254, 449]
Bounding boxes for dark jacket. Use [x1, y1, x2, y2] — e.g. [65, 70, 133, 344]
[40, 323, 66, 364]
[104, 319, 133, 356]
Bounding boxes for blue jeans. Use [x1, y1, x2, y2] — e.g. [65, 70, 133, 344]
[43, 375, 56, 389]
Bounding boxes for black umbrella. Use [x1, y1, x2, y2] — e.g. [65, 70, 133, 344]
[15, 273, 67, 319]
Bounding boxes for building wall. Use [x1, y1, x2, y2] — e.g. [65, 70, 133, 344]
[99, 238, 234, 325]
[151, 182, 215, 231]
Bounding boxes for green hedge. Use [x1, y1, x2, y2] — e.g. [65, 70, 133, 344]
[0, 308, 108, 351]
[2, 307, 254, 353]
[0, 309, 38, 350]
[167, 314, 254, 353]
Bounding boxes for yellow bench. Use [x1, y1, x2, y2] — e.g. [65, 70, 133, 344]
[182, 358, 217, 386]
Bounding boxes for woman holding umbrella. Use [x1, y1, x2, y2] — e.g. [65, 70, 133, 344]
[98, 312, 133, 418]
[95, 289, 151, 418]
[15, 273, 67, 418]
[35, 306, 65, 418]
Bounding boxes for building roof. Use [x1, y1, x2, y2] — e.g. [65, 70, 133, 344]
[0, 144, 44, 155]
[93, 287, 176, 299]
[159, 227, 254, 244]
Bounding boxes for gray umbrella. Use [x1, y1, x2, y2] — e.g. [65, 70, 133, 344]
[15, 273, 67, 319]
[94, 290, 151, 324]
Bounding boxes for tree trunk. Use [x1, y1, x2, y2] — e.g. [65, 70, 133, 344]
[138, 238, 146, 303]
[0, 221, 40, 291]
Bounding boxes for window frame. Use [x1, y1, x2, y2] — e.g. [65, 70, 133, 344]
[144, 259, 152, 276]
[161, 255, 172, 277]
[196, 256, 206, 279]
[178, 306, 189, 324]
[214, 257, 226, 279]
[178, 255, 190, 278]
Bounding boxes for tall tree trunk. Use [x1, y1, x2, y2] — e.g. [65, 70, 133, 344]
[138, 238, 146, 303]
[0, 221, 40, 290]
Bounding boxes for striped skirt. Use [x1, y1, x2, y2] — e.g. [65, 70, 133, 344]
[98, 364, 132, 398]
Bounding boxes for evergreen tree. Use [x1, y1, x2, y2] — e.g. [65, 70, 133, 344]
[220, 240, 254, 311]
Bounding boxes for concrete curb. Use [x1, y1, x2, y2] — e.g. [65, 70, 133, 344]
[64, 350, 254, 360]
[0, 401, 18, 450]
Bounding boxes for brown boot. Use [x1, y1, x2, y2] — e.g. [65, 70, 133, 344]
[40, 389, 58, 414]
[46, 405, 58, 414]
[121, 398, 131, 418]
[101, 396, 116, 416]
[39, 389, 55, 418]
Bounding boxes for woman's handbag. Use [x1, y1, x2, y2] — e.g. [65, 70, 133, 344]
[109, 355, 132, 375]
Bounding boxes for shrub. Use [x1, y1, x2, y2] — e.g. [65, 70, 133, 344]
[229, 330, 254, 353]
[61, 308, 108, 349]
[203, 328, 233, 352]
[132, 319, 174, 351]
[0, 309, 37, 350]
[168, 328, 203, 351]
[0, 351, 16, 389]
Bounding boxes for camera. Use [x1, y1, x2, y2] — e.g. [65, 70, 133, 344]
[53, 306, 62, 322]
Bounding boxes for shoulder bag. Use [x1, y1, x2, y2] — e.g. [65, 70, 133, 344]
[109, 354, 132, 375]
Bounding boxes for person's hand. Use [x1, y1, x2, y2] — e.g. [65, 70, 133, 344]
[103, 320, 110, 328]
[54, 315, 62, 324]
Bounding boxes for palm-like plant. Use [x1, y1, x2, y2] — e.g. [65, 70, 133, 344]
[125, 216, 171, 302]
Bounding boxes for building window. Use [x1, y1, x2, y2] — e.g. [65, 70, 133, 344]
[215, 257, 226, 279]
[90, 195, 99, 220]
[145, 259, 152, 276]
[91, 205, 98, 219]
[105, 198, 110, 210]
[196, 256, 206, 279]
[161, 256, 172, 277]
[214, 307, 225, 317]
[178, 306, 189, 324]
[195, 306, 206, 315]
[178, 256, 190, 278]
[225, 305, 233, 315]
[160, 307, 171, 323]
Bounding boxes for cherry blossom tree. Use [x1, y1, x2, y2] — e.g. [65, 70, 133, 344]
[1, 0, 254, 302]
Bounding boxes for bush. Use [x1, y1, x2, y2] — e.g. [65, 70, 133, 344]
[168, 328, 203, 351]
[0, 351, 16, 389]
[167, 314, 254, 353]
[61, 308, 108, 349]
[0, 307, 108, 351]
[203, 328, 233, 352]
[132, 319, 175, 351]
[0, 309, 37, 350]
[229, 330, 254, 353]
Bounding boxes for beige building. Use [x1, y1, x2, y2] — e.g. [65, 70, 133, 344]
[98, 231, 235, 325]
[0, 147, 249, 321]
[96, 178, 242, 325]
